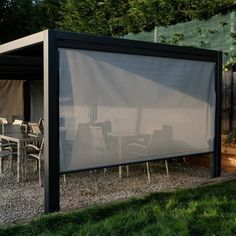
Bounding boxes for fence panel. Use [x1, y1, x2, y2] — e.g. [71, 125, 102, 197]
[222, 71, 233, 133]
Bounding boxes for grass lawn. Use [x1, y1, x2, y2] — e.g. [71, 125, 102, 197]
[1, 180, 236, 236]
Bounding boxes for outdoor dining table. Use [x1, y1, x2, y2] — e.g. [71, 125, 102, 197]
[0, 132, 43, 182]
[107, 132, 151, 178]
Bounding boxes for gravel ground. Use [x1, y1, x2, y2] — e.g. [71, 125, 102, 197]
[0, 158, 231, 225]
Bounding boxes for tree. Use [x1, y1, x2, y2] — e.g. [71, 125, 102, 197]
[0, 0, 235, 43]
[32, 0, 66, 31]
[0, 0, 65, 43]
[58, 0, 129, 36]
[58, 0, 236, 36]
[0, 0, 35, 43]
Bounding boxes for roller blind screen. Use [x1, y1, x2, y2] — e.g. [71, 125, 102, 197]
[59, 48, 216, 172]
[0, 80, 23, 121]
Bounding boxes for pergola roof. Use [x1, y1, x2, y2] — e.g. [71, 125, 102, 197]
[0, 31, 44, 80]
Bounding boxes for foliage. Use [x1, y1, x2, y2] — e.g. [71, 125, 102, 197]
[223, 32, 236, 71]
[32, 0, 66, 31]
[223, 57, 236, 71]
[58, 0, 129, 36]
[58, 0, 236, 36]
[0, 0, 235, 42]
[0, 0, 35, 43]
[0, 0, 65, 43]
[225, 130, 236, 144]
[1, 180, 236, 235]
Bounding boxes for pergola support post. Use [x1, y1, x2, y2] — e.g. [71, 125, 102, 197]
[44, 30, 60, 213]
[212, 51, 222, 177]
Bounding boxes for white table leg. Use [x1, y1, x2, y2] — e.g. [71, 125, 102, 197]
[119, 166, 122, 178]
[17, 141, 20, 183]
[118, 137, 122, 178]
[126, 165, 129, 177]
[0, 137, 2, 175]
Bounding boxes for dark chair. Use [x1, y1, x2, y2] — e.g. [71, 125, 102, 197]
[127, 130, 169, 182]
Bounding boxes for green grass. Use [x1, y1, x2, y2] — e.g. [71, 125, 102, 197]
[1, 180, 236, 236]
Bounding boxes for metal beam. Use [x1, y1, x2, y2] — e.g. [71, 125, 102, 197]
[0, 75, 42, 80]
[0, 31, 44, 54]
[0, 55, 42, 66]
[0, 66, 42, 73]
[0, 55, 43, 80]
[55, 30, 218, 62]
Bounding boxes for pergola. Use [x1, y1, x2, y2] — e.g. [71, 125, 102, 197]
[0, 30, 222, 214]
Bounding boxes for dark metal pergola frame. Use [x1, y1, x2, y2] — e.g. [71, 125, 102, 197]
[0, 29, 222, 214]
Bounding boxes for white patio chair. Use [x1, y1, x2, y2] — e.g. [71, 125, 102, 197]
[24, 138, 44, 186]
[0, 119, 18, 173]
[0, 143, 17, 175]
[127, 130, 169, 182]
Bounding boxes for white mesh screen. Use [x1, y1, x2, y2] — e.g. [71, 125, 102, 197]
[59, 48, 216, 172]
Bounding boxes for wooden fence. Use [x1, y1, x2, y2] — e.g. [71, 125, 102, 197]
[222, 71, 236, 133]
[186, 72, 236, 172]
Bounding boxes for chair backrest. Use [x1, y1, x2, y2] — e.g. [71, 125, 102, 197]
[38, 118, 44, 134]
[0, 118, 8, 124]
[93, 121, 112, 144]
[11, 115, 23, 123]
[0, 118, 8, 134]
[13, 119, 23, 125]
[146, 126, 173, 156]
[89, 125, 106, 154]
[146, 130, 165, 156]
[29, 123, 41, 135]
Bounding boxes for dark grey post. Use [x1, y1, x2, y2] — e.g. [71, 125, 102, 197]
[212, 51, 222, 177]
[44, 30, 60, 213]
